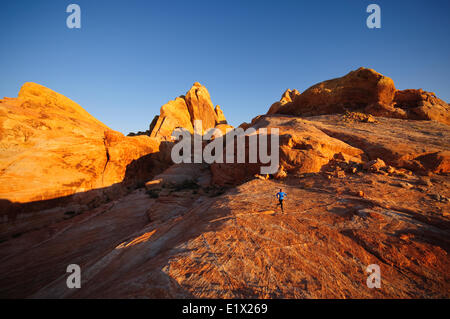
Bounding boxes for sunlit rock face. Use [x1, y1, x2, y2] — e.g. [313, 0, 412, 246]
[150, 82, 231, 138]
[268, 67, 449, 125]
[0, 83, 161, 205]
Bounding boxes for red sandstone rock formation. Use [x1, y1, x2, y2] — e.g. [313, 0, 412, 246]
[0, 83, 161, 204]
[268, 67, 449, 125]
[393, 89, 450, 124]
[308, 114, 450, 174]
[267, 89, 301, 115]
[150, 82, 231, 138]
[0, 72, 448, 299]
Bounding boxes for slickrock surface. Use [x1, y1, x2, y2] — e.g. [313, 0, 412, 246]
[307, 115, 450, 174]
[1, 170, 448, 298]
[269, 67, 449, 125]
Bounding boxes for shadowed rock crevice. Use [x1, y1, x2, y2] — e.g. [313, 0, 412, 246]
[101, 135, 111, 185]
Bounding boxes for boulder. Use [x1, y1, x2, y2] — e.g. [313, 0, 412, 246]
[415, 151, 450, 174]
[363, 158, 386, 172]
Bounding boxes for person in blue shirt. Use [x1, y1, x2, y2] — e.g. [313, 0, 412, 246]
[276, 189, 287, 212]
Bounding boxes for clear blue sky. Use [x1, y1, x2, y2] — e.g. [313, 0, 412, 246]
[1, 0, 449, 134]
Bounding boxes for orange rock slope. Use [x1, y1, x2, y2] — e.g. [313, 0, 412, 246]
[1, 167, 448, 298]
[0, 70, 449, 299]
[0, 83, 161, 205]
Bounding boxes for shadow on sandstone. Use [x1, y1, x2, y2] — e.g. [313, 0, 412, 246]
[0, 142, 174, 242]
[0, 180, 237, 298]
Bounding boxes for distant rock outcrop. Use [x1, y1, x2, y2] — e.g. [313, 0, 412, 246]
[150, 97, 194, 138]
[267, 89, 300, 115]
[150, 82, 231, 138]
[393, 89, 450, 124]
[268, 67, 449, 125]
[215, 105, 227, 124]
[185, 82, 218, 131]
